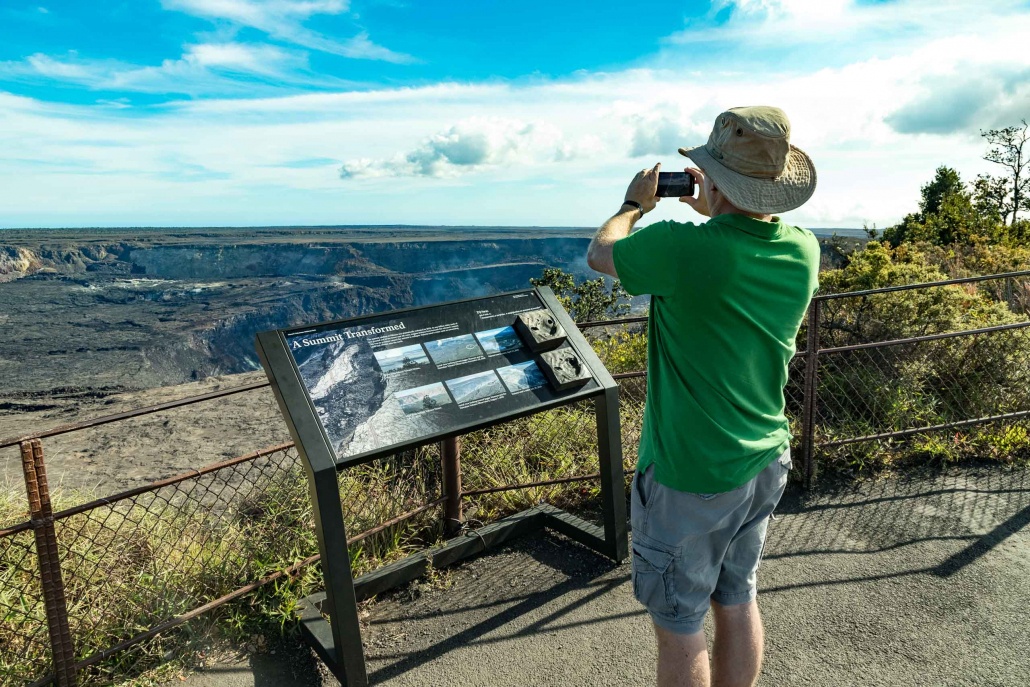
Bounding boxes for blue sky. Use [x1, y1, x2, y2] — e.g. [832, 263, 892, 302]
[2, 0, 1029, 228]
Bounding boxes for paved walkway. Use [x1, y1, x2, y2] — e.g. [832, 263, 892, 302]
[178, 463, 1030, 686]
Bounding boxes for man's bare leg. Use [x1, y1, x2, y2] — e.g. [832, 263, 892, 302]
[711, 599, 764, 687]
[654, 623, 710, 687]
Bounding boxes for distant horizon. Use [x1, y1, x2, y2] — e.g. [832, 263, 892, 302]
[0, 223, 869, 237]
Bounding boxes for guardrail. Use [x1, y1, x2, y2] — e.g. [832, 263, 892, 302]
[3, 269, 1029, 685]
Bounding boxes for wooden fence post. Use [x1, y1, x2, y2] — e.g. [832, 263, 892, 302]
[21, 439, 77, 687]
[441, 437, 463, 537]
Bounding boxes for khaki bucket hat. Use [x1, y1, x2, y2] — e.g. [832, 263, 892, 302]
[679, 106, 816, 214]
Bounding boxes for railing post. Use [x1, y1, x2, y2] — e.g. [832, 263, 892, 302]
[441, 437, 463, 537]
[21, 439, 77, 687]
[801, 299, 822, 490]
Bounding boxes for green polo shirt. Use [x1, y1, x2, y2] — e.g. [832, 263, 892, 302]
[612, 213, 820, 493]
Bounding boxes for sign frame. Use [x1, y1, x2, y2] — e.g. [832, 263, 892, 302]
[260, 288, 607, 469]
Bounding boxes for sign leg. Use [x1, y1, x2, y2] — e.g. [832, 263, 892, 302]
[595, 389, 629, 562]
[307, 464, 368, 687]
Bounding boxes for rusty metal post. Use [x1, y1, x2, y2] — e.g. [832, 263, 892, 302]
[440, 437, 463, 537]
[21, 439, 77, 687]
[801, 299, 822, 490]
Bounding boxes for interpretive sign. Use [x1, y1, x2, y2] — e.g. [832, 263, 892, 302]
[255, 288, 626, 687]
[270, 290, 600, 466]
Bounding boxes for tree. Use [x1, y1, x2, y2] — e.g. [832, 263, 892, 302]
[972, 173, 1012, 225]
[881, 166, 985, 247]
[530, 267, 630, 323]
[981, 120, 1030, 225]
[918, 165, 965, 216]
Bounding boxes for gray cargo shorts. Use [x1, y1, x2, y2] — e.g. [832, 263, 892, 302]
[630, 449, 791, 635]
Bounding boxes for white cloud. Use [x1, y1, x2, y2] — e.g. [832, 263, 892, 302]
[165, 0, 350, 24]
[3, 1, 1030, 228]
[25, 54, 95, 81]
[715, 0, 852, 19]
[339, 118, 572, 178]
[185, 42, 293, 73]
[885, 62, 1030, 135]
[162, 0, 414, 63]
[0, 43, 339, 95]
[625, 104, 712, 158]
[669, 0, 1030, 58]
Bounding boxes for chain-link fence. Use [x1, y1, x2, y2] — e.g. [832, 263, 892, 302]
[3, 272, 1029, 685]
[799, 270, 1030, 483]
[0, 318, 647, 686]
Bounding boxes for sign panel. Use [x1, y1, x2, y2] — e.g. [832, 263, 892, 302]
[279, 290, 600, 464]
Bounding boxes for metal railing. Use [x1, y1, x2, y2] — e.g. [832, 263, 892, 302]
[3, 270, 1029, 685]
[798, 269, 1030, 485]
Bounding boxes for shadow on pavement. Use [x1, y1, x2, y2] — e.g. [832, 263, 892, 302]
[364, 532, 627, 684]
[766, 461, 1030, 589]
[361, 461, 1030, 686]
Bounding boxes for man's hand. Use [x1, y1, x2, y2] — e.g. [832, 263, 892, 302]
[588, 164, 661, 278]
[680, 166, 709, 217]
[625, 162, 662, 214]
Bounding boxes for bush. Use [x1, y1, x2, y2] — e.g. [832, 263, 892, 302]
[812, 240, 1030, 475]
[530, 267, 629, 322]
[591, 329, 647, 374]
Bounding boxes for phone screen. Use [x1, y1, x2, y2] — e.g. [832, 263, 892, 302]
[656, 172, 695, 198]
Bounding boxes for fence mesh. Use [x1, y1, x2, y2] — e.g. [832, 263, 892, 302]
[813, 332, 1030, 473]
[461, 399, 601, 520]
[0, 527, 48, 685]
[339, 443, 443, 572]
[977, 273, 1030, 316]
[810, 275, 1030, 475]
[617, 376, 647, 467]
[52, 446, 304, 682]
[817, 274, 1030, 349]
[1, 445, 29, 527]
[4, 289, 1029, 685]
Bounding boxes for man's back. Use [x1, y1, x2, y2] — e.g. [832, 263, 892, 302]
[613, 213, 820, 493]
[588, 104, 820, 686]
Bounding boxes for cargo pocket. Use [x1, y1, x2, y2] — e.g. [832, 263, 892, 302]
[778, 452, 793, 472]
[632, 539, 677, 618]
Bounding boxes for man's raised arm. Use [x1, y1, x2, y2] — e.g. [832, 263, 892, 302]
[586, 162, 662, 278]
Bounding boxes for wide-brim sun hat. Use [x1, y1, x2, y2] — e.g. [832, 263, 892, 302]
[679, 106, 817, 215]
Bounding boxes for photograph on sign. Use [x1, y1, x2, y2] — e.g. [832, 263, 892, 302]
[394, 382, 453, 415]
[475, 326, 523, 355]
[424, 334, 484, 367]
[373, 343, 430, 373]
[497, 360, 548, 393]
[445, 370, 507, 406]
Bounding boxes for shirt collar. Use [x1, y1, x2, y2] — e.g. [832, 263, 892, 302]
[709, 213, 783, 238]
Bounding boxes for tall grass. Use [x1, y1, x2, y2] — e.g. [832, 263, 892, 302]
[0, 457, 448, 685]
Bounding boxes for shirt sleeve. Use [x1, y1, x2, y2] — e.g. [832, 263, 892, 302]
[612, 220, 694, 297]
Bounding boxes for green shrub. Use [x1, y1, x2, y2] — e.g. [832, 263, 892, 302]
[812, 240, 1030, 475]
[591, 329, 647, 374]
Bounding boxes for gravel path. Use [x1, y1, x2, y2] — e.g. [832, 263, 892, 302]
[178, 463, 1030, 686]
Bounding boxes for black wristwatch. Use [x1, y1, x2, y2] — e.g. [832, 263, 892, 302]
[622, 200, 644, 218]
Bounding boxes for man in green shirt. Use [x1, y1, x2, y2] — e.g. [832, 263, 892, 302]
[587, 106, 820, 687]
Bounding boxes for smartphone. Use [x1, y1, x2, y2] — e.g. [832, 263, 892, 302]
[656, 172, 695, 198]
